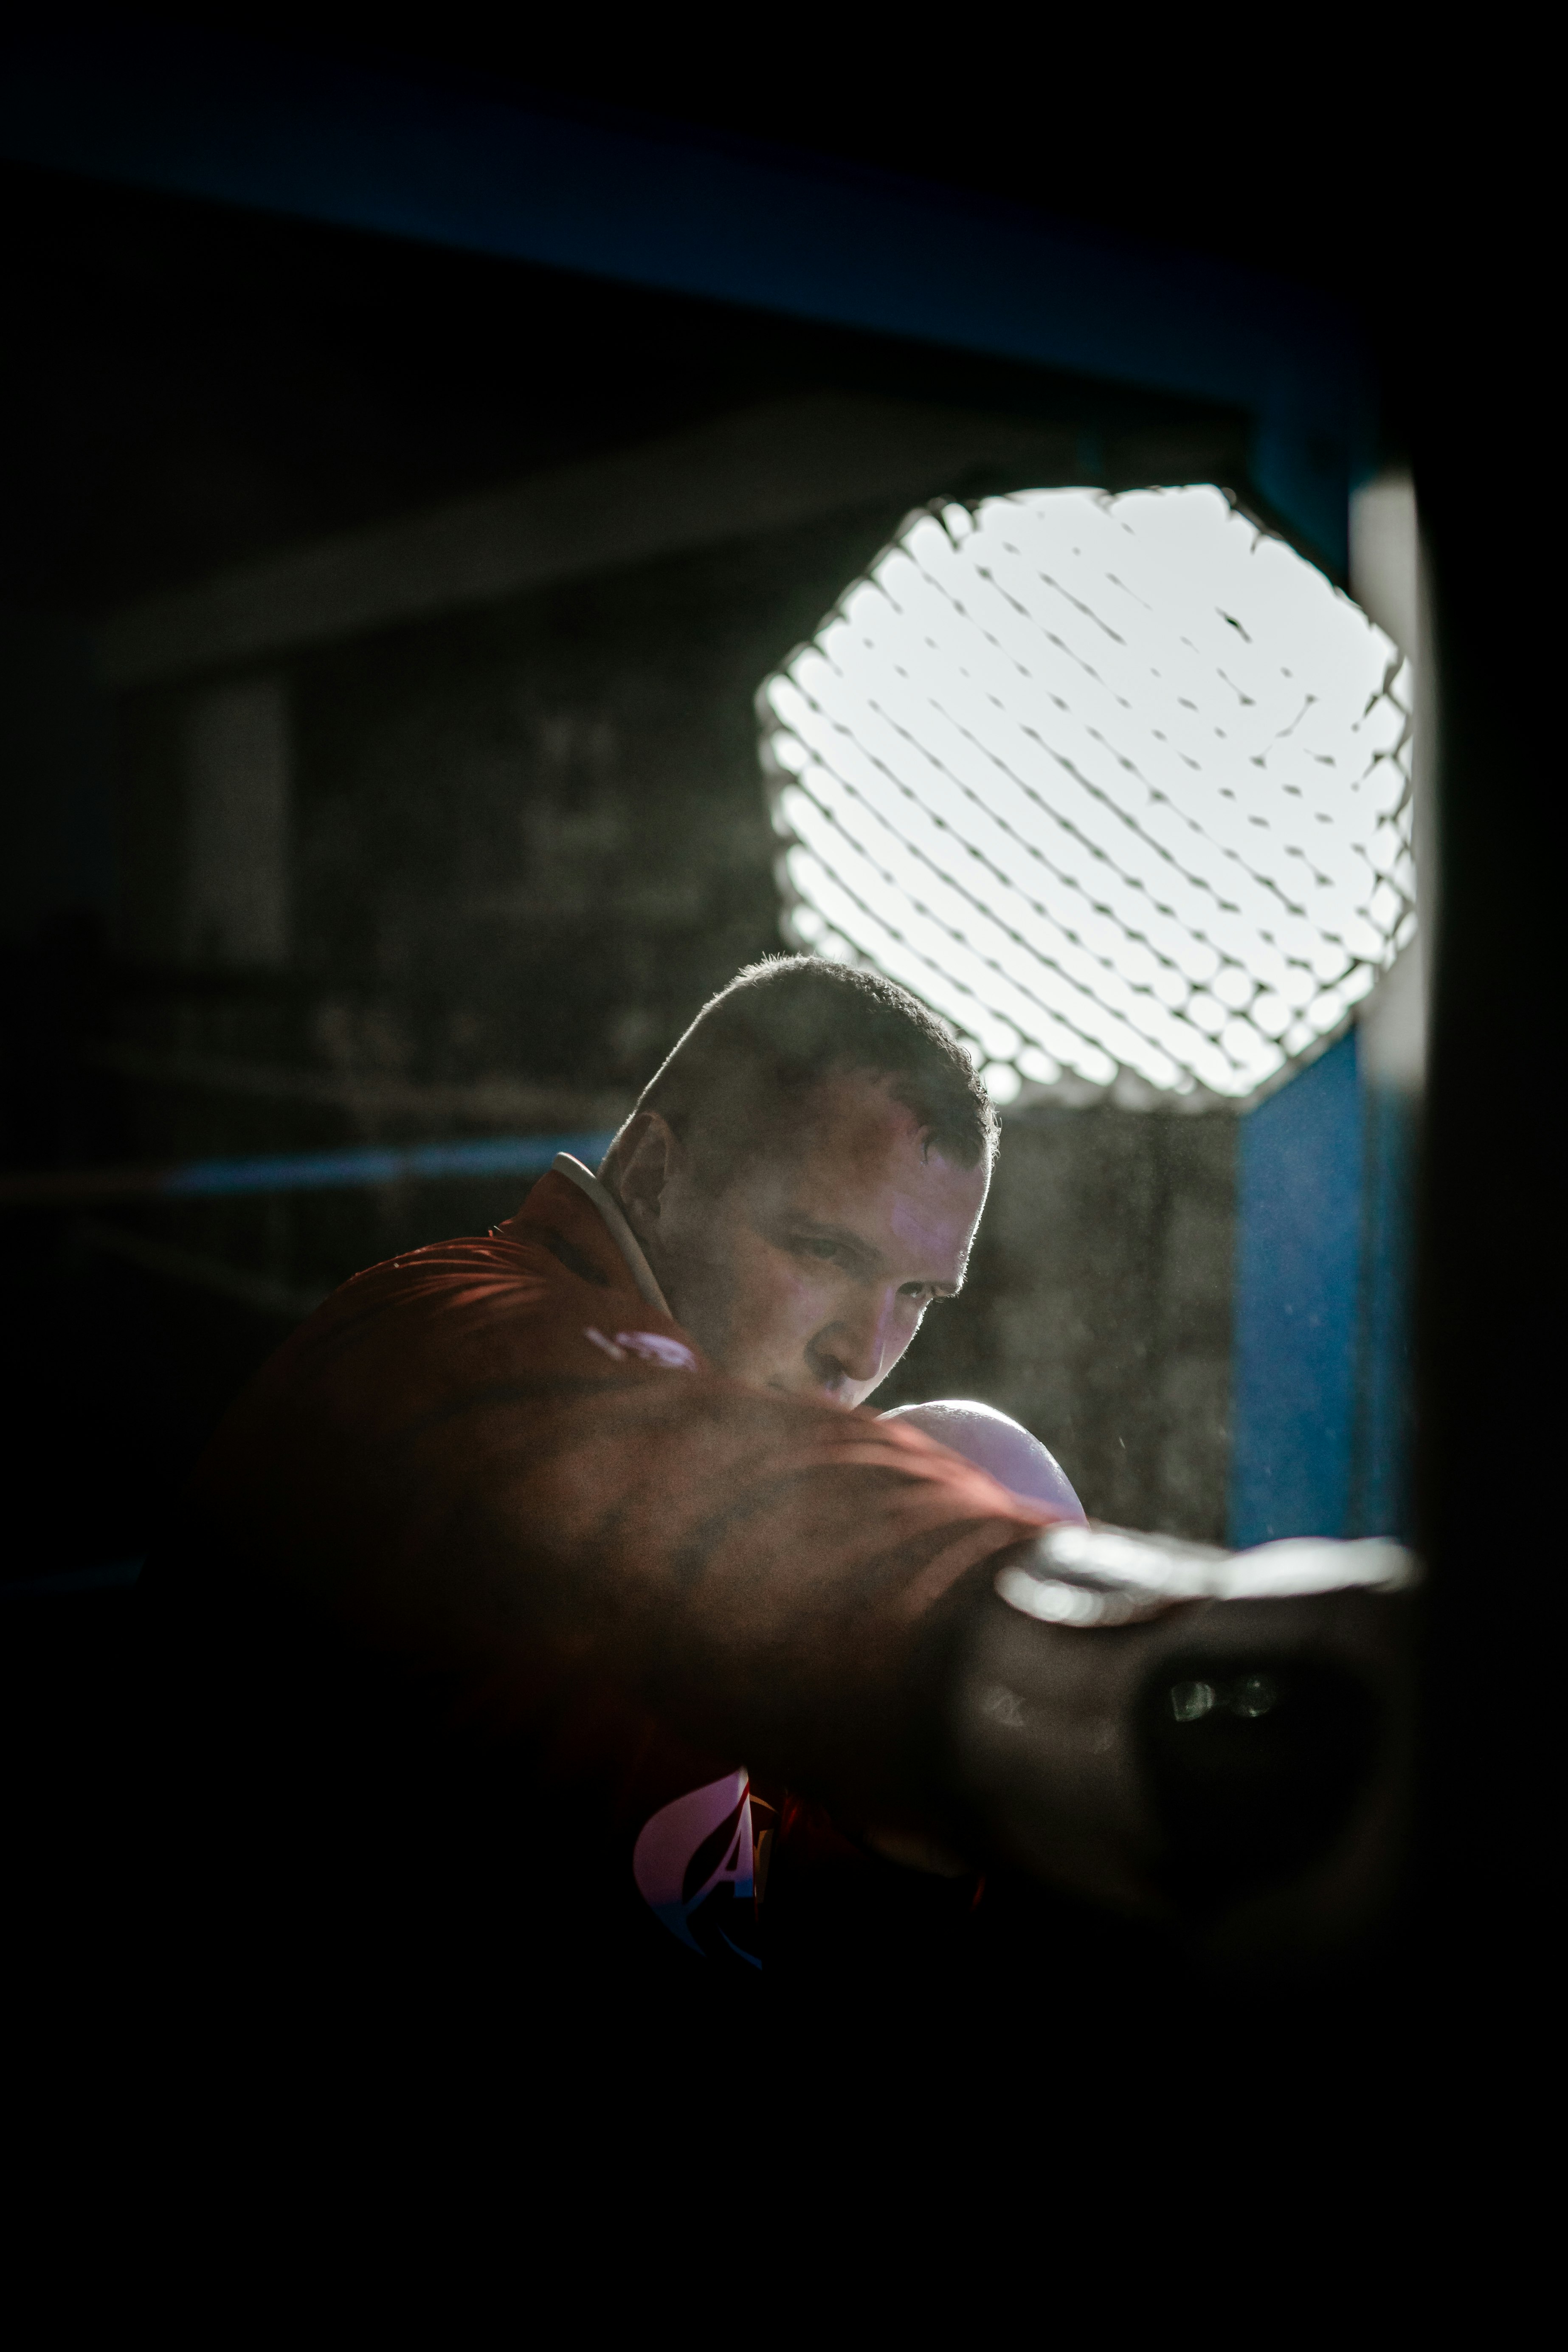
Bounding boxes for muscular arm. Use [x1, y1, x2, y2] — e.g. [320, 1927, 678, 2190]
[177, 1178, 1051, 1827]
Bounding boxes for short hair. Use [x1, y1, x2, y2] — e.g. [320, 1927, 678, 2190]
[623, 956, 998, 1182]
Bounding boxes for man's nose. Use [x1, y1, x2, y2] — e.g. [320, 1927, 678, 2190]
[810, 1290, 895, 1389]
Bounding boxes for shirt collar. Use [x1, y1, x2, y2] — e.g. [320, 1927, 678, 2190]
[549, 1153, 672, 1317]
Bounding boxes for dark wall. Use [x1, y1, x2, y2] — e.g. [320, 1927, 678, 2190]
[0, 615, 114, 947]
[878, 1108, 1236, 1539]
[106, 496, 910, 1234]
[0, 161, 1233, 616]
[113, 499, 907, 1101]
[289, 501, 904, 1086]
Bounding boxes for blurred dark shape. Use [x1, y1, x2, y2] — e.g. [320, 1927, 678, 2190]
[953, 1524, 1415, 1962]
[1139, 1655, 1381, 1910]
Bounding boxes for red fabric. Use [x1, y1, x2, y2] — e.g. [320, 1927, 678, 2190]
[188, 1170, 1056, 1831]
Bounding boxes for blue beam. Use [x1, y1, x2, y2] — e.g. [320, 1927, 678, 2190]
[1349, 1079, 1417, 1539]
[1228, 1026, 1416, 1545]
[158, 1132, 614, 1197]
[0, 23, 1371, 568]
[0, 1133, 617, 1207]
[1229, 1031, 1364, 1544]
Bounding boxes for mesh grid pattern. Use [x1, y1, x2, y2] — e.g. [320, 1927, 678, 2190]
[759, 486, 1415, 1105]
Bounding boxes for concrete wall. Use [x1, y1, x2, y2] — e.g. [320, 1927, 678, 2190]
[878, 1107, 1236, 1540]
[101, 492, 915, 1290]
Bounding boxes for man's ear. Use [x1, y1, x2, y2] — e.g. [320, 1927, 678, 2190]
[603, 1110, 682, 1239]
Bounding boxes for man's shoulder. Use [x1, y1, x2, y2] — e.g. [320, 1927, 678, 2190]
[309, 1168, 637, 1330]
[222, 1170, 697, 1444]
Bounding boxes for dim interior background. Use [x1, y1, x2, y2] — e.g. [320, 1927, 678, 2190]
[0, 132, 1418, 1588]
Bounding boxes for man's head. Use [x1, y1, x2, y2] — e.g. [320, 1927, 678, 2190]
[600, 958, 997, 1406]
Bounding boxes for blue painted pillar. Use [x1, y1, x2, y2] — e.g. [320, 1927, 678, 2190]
[1227, 1027, 1415, 1546]
[1349, 1078, 1417, 1540]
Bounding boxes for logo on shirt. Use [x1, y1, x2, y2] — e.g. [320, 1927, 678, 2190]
[632, 1771, 761, 1968]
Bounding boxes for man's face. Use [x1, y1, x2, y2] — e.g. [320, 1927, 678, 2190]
[614, 1071, 989, 1406]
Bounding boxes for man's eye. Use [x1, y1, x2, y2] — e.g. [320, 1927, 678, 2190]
[798, 1238, 841, 1262]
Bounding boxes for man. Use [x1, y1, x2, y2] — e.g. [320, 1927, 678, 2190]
[147, 958, 1070, 2007]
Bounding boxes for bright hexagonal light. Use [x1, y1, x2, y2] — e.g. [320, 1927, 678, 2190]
[759, 486, 1415, 1104]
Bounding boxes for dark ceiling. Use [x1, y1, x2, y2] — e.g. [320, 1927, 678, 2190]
[134, 6, 1418, 310]
[1, 14, 1535, 615]
[0, 151, 1239, 614]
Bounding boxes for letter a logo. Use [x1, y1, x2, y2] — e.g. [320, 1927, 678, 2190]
[632, 1770, 760, 1966]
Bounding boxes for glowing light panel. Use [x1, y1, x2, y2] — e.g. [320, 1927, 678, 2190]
[760, 487, 1414, 1104]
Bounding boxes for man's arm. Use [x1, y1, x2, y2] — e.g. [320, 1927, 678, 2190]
[180, 1220, 1052, 1830]
[173, 1201, 1414, 1950]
